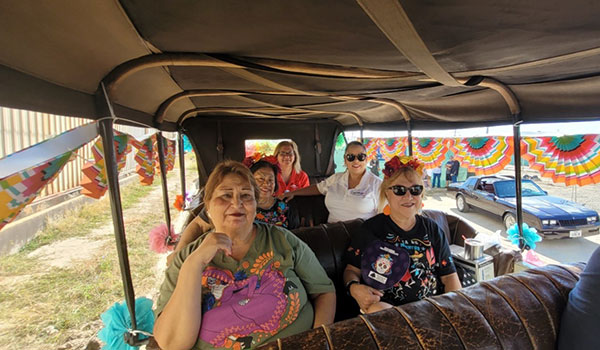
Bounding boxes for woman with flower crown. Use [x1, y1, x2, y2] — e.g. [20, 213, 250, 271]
[167, 154, 299, 265]
[342, 156, 461, 314]
[281, 141, 382, 223]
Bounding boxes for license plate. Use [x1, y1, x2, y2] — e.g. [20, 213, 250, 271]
[569, 230, 582, 238]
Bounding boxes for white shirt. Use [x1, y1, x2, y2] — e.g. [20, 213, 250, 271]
[316, 171, 382, 223]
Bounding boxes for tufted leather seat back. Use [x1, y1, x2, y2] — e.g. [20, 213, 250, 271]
[259, 264, 584, 350]
[292, 219, 363, 321]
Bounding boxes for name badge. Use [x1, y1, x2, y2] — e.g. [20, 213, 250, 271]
[349, 189, 366, 197]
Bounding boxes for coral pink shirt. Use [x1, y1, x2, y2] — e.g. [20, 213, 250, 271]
[275, 170, 309, 196]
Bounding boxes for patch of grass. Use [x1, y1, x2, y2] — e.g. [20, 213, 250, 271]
[0, 167, 194, 348]
[16, 179, 156, 255]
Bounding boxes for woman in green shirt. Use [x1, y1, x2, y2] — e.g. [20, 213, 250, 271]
[154, 160, 335, 350]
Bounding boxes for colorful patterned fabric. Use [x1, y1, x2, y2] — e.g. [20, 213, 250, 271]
[1, 151, 74, 231]
[165, 138, 176, 172]
[521, 134, 600, 186]
[135, 135, 157, 185]
[81, 133, 133, 199]
[451, 136, 514, 175]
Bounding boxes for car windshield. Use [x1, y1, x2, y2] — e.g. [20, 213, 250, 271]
[494, 180, 546, 198]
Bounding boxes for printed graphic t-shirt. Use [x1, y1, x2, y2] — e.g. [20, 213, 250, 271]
[155, 223, 335, 350]
[255, 198, 299, 229]
[345, 214, 456, 305]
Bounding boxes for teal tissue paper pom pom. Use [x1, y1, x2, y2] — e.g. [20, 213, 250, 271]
[98, 297, 154, 350]
[507, 222, 542, 250]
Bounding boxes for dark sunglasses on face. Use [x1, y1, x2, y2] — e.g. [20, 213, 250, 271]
[345, 153, 367, 162]
[388, 185, 424, 196]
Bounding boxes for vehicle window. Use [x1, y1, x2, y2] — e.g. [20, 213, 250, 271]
[333, 132, 348, 173]
[494, 180, 545, 198]
[464, 177, 477, 189]
[245, 139, 289, 157]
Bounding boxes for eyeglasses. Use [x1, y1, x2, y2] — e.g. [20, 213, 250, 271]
[388, 185, 424, 196]
[278, 151, 294, 157]
[345, 153, 367, 162]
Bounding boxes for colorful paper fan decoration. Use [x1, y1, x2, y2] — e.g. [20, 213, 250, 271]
[1, 151, 74, 231]
[98, 297, 154, 350]
[521, 134, 600, 186]
[452, 136, 514, 175]
[364, 137, 407, 161]
[412, 137, 450, 169]
[134, 136, 156, 186]
[364, 138, 381, 162]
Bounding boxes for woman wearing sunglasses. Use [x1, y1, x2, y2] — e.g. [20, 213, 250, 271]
[281, 141, 382, 223]
[343, 156, 461, 314]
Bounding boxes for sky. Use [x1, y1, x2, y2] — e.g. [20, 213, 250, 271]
[345, 120, 600, 139]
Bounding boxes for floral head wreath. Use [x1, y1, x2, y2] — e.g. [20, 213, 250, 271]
[382, 156, 425, 179]
[242, 152, 279, 169]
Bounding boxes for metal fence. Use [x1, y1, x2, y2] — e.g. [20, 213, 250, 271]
[0, 107, 158, 199]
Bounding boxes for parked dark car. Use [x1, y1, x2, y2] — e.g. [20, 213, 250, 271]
[455, 175, 600, 239]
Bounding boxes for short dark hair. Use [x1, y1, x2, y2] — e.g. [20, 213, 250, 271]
[249, 160, 280, 193]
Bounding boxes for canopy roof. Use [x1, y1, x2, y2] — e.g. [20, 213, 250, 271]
[2, 1, 600, 131]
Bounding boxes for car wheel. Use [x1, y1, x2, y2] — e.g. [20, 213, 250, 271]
[456, 195, 470, 212]
[503, 213, 516, 231]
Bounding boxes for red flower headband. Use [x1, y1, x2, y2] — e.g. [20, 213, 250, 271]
[242, 152, 279, 169]
[382, 156, 425, 178]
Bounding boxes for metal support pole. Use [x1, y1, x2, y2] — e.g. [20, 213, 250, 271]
[99, 119, 140, 339]
[512, 115, 525, 248]
[99, 83, 146, 346]
[156, 133, 172, 236]
[360, 126, 364, 143]
[407, 119, 413, 156]
[178, 132, 186, 202]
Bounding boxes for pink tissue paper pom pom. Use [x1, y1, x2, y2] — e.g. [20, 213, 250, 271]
[148, 223, 178, 253]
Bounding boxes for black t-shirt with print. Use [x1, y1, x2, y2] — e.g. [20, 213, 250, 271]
[255, 198, 299, 230]
[345, 213, 456, 306]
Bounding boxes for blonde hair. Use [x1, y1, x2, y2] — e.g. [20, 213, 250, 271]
[203, 160, 260, 207]
[378, 166, 425, 209]
[274, 140, 302, 173]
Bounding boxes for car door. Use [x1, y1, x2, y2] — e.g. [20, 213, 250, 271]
[468, 179, 497, 213]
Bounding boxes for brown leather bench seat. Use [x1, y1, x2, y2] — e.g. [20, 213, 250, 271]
[259, 263, 583, 350]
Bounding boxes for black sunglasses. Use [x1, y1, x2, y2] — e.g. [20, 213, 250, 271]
[388, 185, 424, 196]
[345, 153, 367, 162]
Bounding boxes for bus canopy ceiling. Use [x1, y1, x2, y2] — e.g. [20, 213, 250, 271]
[1, 1, 600, 131]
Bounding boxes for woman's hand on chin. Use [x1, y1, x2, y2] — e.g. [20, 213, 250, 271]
[189, 231, 233, 266]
